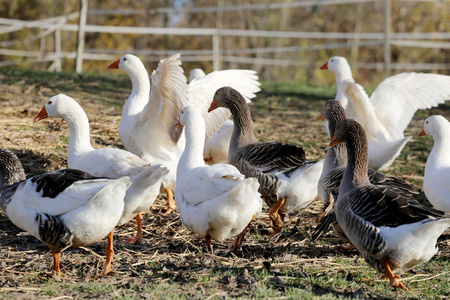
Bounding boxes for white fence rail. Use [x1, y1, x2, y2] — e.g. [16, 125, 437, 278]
[0, 0, 448, 75]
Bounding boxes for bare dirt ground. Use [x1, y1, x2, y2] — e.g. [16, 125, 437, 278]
[0, 69, 449, 299]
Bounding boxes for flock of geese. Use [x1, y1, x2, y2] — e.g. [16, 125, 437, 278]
[1, 54, 450, 290]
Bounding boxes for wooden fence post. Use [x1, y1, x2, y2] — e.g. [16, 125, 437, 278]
[212, 32, 220, 71]
[383, 0, 391, 76]
[75, 0, 88, 73]
[54, 28, 62, 71]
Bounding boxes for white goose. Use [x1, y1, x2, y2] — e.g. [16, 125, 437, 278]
[320, 56, 450, 170]
[202, 119, 234, 164]
[107, 54, 260, 212]
[175, 106, 262, 253]
[331, 118, 450, 289]
[209, 87, 324, 235]
[189, 68, 206, 81]
[419, 115, 450, 212]
[34, 94, 168, 243]
[0, 147, 130, 276]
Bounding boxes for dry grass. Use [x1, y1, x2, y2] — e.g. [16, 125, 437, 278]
[0, 69, 449, 299]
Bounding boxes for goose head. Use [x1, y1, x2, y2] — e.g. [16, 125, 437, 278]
[179, 106, 194, 127]
[419, 115, 450, 137]
[35, 94, 77, 121]
[189, 68, 206, 82]
[318, 100, 345, 121]
[330, 119, 366, 147]
[320, 56, 348, 71]
[208, 86, 243, 112]
[320, 56, 353, 81]
[179, 105, 205, 129]
[108, 54, 147, 75]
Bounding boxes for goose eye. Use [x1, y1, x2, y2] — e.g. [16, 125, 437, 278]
[426, 121, 428, 124]
[48, 101, 52, 105]
[123, 58, 127, 61]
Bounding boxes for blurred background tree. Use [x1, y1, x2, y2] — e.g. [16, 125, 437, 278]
[0, 0, 448, 84]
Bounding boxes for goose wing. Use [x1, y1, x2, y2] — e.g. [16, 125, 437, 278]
[188, 69, 261, 140]
[137, 53, 188, 146]
[20, 169, 114, 216]
[178, 164, 244, 207]
[370, 73, 450, 139]
[238, 141, 309, 174]
[347, 185, 444, 228]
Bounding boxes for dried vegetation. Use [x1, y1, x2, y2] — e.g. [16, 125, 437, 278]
[0, 69, 449, 299]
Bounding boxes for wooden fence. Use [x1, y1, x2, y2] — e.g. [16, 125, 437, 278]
[0, 0, 448, 76]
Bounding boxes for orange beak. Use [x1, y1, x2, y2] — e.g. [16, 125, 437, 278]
[418, 128, 426, 136]
[107, 59, 120, 69]
[320, 61, 328, 70]
[329, 133, 339, 147]
[175, 120, 182, 128]
[34, 106, 48, 122]
[317, 112, 324, 121]
[208, 99, 218, 113]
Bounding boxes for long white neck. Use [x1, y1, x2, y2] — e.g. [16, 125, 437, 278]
[334, 63, 354, 104]
[178, 118, 206, 175]
[63, 105, 95, 168]
[427, 128, 450, 172]
[122, 64, 151, 118]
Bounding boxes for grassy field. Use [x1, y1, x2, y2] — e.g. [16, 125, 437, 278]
[0, 68, 449, 299]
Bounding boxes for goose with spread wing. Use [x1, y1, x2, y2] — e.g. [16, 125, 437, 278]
[330, 118, 450, 289]
[108, 54, 260, 213]
[209, 86, 324, 235]
[320, 56, 450, 170]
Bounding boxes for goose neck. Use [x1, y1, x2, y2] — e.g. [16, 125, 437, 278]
[324, 142, 347, 172]
[334, 63, 353, 84]
[124, 67, 151, 117]
[341, 136, 370, 190]
[428, 131, 450, 168]
[228, 98, 258, 151]
[179, 120, 205, 172]
[64, 109, 94, 167]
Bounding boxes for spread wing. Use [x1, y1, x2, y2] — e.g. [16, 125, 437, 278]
[370, 72, 450, 138]
[344, 82, 392, 141]
[188, 69, 261, 140]
[138, 53, 189, 145]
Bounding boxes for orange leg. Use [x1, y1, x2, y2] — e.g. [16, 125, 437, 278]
[269, 197, 285, 236]
[234, 214, 256, 251]
[341, 244, 356, 250]
[380, 256, 408, 290]
[162, 185, 177, 215]
[100, 231, 114, 276]
[124, 212, 143, 244]
[205, 233, 213, 254]
[52, 250, 64, 276]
